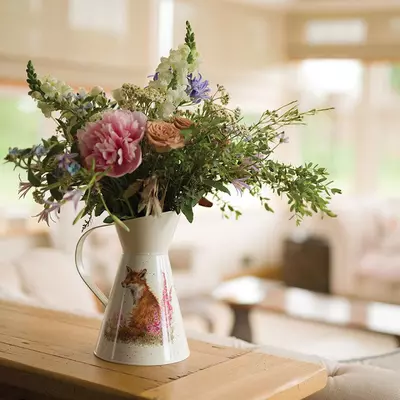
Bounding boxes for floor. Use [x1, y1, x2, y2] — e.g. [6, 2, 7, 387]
[183, 303, 397, 360]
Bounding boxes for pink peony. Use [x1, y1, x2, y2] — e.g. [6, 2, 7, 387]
[77, 110, 147, 178]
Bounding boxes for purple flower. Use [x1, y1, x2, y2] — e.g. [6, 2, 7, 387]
[56, 153, 78, 169]
[148, 72, 159, 81]
[63, 189, 83, 211]
[186, 73, 211, 104]
[232, 177, 251, 196]
[34, 200, 61, 226]
[242, 157, 260, 173]
[278, 132, 289, 143]
[18, 181, 33, 199]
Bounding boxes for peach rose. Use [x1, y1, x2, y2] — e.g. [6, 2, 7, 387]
[146, 121, 185, 153]
[173, 117, 192, 130]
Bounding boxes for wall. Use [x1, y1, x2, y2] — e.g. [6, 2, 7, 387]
[0, 0, 159, 88]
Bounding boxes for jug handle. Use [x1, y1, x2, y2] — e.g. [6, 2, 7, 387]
[75, 224, 109, 307]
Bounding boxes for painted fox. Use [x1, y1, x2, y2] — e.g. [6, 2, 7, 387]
[121, 266, 162, 338]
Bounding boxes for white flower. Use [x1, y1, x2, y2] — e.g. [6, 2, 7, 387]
[37, 101, 54, 118]
[166, 87, 189, 105]
[176, 68, 189, 86]
[158, 70, 173, 83]
[157, 59, 171, 72]
[90, 86, 103, 96]
[178, 44, 190, 57]
[40, 75, 73, 100]
[149, 78, 169, 91]
[112, 87, 124, 102]
[160, 101, 176, 118]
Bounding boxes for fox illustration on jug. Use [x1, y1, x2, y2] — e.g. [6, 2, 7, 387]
[122, 267, 162, 337]
[104, 266, 174, 346]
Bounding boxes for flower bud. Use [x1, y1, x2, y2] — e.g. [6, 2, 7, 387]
[90, 86, 103, 96]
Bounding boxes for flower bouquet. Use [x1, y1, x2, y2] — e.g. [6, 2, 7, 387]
[5, 22, 340, 230]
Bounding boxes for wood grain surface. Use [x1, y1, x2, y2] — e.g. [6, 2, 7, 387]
[0, 300, 327, 400]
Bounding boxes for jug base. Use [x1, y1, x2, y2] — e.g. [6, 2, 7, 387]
[93, 349, 190, 366]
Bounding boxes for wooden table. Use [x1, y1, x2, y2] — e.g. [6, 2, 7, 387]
[213, 276, 400, 344]
[0, 300, 327, 400]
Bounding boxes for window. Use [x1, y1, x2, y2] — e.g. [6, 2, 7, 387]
[0, 89, 40, 211]
[305, 19, 367, 45]
[297, 60, 362, 193]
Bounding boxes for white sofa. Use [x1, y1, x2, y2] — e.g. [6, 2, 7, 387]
[280, 196, 400, 303]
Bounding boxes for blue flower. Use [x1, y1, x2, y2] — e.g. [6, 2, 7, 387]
[83, 102, 93, 110]
[8, 147, 20, 156]
[186, 73, 211, 104]
[34, 144, 47, 157]
[67, 161, 81, 176]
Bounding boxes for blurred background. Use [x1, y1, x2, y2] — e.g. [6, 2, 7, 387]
[2, 0, 400, 360]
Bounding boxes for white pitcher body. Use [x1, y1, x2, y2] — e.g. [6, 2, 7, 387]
[75, 211, 190, 365]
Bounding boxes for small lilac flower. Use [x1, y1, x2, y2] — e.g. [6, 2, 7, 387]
[242, 157, 260, 173]
[278, 132, 289, 143]
[148, 72, 159, 81]
[186, 73, 211, 104]
[8, 147, 20, 156]
[18, 181, 33, 198]
[232, 177, 251, 196]
[56, 153, 78, 169]
[243, 135, 252, 142]
[63, 189, 83, 211]
[67, 161, 81, 176]
[34, 200, 61, 226]
[34, 144, 47, 157]
[83, 102, 93, 110]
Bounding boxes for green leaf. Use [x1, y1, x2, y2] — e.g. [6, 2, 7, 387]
[204, 179, 230, 195]
[47, 143, 64, 158]
[73, 207, 87, 225]
[182, 203, 194, 223]
[103, 216, 113, 224]
[264, 203, 274, 212]
[50, 188, 63, 201]
[46, 173, 63, 200]
[94, 204, 105, 217]
[28, 169, 41, 187]
[180, 128, 193, 139]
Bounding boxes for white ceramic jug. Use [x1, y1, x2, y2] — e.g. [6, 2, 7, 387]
[75, 211, 190, 365]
